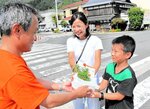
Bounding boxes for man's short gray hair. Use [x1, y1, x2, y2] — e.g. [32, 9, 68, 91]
[0, 2, 41, 36]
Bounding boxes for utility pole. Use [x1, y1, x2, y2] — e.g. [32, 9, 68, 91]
[55, 0, 59, 28]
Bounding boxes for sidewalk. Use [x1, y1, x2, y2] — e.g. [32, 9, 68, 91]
[38, 31, 72, 38]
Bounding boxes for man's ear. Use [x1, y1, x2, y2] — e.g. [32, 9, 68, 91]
[11, 24, 22, 37]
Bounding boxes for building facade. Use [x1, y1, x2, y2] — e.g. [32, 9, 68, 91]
[83, 0, 136, 31]
[38, 9, 64, 32]
[62, 0, 136, 31]
[63, 0, 88, 20]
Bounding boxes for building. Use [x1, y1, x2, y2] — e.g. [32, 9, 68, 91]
[82, 0, 136, 31]
[63, 0, 88, 21]
[38, 9, 64, 32]
[142, 10, 150, 29]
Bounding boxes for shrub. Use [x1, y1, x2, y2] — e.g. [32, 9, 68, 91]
[111, 18, 127, 31]
[109, 29, 121, 32]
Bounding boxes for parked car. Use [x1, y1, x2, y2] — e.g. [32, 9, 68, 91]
[38, 28, 45, 33]
[60, 26, 72, 32]
[45, 27, 51, 32]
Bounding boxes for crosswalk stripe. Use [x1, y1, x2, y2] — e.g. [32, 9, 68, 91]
[31, 58, 67, 70]
[134, 76, 150, 109]
[27, 53, 67, 65]
[131, 56, 150, 77]
[28, 43, 66, 52]
[40, 64, 70, 76]
[23, 47, 66, 58]
[131, 56, 150, 108]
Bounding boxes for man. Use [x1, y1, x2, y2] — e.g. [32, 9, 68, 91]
[0, 2, 91, 109]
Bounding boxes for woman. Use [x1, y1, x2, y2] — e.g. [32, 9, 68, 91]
[67, 12, 103, 109]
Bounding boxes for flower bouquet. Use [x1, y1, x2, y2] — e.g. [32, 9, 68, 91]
[71, 62, 99, 89]
[73, 63, 91, 81]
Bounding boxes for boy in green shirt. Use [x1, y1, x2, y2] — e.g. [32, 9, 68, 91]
[91, 35, 137, 109]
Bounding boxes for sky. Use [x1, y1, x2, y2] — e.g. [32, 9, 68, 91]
[131, 0, 150, 10]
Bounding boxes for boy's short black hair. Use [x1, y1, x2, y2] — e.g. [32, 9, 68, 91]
[112, 35, 136, 59]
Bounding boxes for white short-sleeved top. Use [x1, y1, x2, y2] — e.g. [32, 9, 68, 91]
[67, 35, 103, 66]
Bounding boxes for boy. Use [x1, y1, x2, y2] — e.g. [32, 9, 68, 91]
[91, 35, 137, 109]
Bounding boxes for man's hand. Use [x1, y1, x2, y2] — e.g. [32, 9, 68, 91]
[74, 86, 92, 98]
[62, 82, 74, 92]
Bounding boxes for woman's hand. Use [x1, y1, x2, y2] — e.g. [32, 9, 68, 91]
[62, 81, 74, 92]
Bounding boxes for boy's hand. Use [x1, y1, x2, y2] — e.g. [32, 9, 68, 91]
[89, 91, 101, 98]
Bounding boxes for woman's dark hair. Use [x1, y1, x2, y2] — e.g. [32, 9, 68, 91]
[69, 12, 90, 38]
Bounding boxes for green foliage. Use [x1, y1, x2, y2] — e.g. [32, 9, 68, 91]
[128, 7, 144, 30]
[0, 0, 54, 11]
[0, 0, 81, 10]
[0, 0, 30, 7]
[52, 15, 58, 28]
[51, 14, 62, 28]
[60, 20, 68, 27]
[109, 28, 121, 32]
[53, 28, 60, 33]
[111, 18, 127, 31]
[28, 0, 54, 11]
[78, 68, 90, 81]
[62, 0, 80, 6]
[73, 64, 90, 81]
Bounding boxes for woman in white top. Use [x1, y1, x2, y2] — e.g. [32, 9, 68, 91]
[67, 12, 103, 109]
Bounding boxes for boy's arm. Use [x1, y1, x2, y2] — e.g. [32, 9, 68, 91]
[102, 92, 125, 100]
[91, 91, 125, 101]
[91, 79, 125, 100]
[97, 79, 109, 91]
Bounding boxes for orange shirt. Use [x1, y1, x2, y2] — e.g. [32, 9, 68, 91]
[0, 49, 49, 109]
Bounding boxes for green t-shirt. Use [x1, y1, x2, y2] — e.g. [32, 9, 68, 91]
[103, 62, 137, 109]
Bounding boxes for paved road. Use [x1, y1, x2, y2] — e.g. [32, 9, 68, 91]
[21, 33, 150, 109]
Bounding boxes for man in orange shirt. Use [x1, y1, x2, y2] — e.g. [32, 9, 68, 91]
[0, 2, 91, 109]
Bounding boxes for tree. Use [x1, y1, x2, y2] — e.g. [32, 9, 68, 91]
[51, 14, 62, 28]
[0, 0, 30, 7]
[61, 0, 80, 6]
[60, 20, 68, 27]
[128, 7, 144, 30]
[28, 0, 54, 11]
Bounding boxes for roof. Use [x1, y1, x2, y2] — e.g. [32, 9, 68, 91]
[62, 0, 88, 9]
[87, 15, 115, 21]
[83, 0, 134, 8]
[83, 0, 111, 7]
